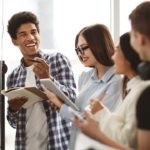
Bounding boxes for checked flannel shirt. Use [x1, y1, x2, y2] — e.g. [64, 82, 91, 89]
[7, 50, 76, 150]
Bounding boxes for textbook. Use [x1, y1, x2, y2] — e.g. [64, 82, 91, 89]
[40, 78, 79, 111]
[1, 87, 47, 109]
[68, 107, 83, 120]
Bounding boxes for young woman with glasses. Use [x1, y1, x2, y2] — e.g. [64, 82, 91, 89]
[43, 24, 122, 150]
[74, 32, 143, 150]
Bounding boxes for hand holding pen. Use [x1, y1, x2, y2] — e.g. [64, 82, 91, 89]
[29, 57, 50, 79]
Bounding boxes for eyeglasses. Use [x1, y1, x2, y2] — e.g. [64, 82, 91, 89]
[75, 45, 89, 55]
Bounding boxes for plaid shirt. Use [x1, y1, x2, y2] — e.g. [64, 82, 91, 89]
[7, 50, 76, 150]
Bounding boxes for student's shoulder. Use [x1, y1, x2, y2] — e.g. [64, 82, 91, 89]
[139, 85, 150, 101]
[78, 68, 95, 84]
[136, 85, 150, 129]
[40, 50, 69, 61]
[107, 66, 122, 83]
[79, 68, 95, 77]
[112, 74, 122, 82]
[7, 65, 22, 81]
[9, 64, 22, 74]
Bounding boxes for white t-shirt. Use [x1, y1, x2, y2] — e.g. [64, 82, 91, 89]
[25, 65, 48, 150]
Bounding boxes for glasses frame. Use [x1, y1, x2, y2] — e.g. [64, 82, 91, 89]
[75, 45, 89, 55]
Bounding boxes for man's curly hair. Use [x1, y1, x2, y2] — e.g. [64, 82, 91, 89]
[7, 11, 40, 39]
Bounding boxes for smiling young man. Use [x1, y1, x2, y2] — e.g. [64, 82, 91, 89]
[7, 11, 76, 150]
[129, 2, 150, 150]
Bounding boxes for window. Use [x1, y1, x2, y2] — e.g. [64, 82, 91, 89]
[0, 0, 145, 149]
[1, 1, 111, 149]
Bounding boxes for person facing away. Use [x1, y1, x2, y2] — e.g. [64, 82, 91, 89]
[6, 11, 76, 150]
[129, 2, 150, 150]
[74, 32, 144, 150]
[43, 24, 122, 150]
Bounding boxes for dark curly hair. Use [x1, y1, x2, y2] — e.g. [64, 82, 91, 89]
[7, 11, 40, 39]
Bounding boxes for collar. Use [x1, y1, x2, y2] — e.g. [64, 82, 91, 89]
[126, 75, 141, 91]
[20, 50, 43, 67]
[91, 66, 115, 83]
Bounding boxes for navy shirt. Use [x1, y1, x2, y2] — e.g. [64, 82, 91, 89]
[136, 86, 150, 130]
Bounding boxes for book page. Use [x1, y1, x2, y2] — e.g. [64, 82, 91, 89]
[25, 87, 47, 99]
[1, 87, 47, 108]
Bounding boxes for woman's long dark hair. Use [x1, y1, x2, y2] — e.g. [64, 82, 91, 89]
[120, 32, 141, 99]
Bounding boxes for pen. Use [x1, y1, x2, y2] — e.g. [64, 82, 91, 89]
[28, 59, 41, 63]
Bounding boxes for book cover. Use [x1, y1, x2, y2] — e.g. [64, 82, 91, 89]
[40, 78, 79, 111]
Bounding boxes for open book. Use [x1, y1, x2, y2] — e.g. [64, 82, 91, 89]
[1, 87, 47, 109]
[40, 78, 79, 111]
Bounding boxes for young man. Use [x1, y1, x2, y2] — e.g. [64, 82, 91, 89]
[7, 11, 76, 150]
[129, 2, 150, 150]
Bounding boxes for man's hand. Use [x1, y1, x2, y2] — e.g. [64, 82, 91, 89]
[32, 57, 50, 79]
[8, 96, 28, 112]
